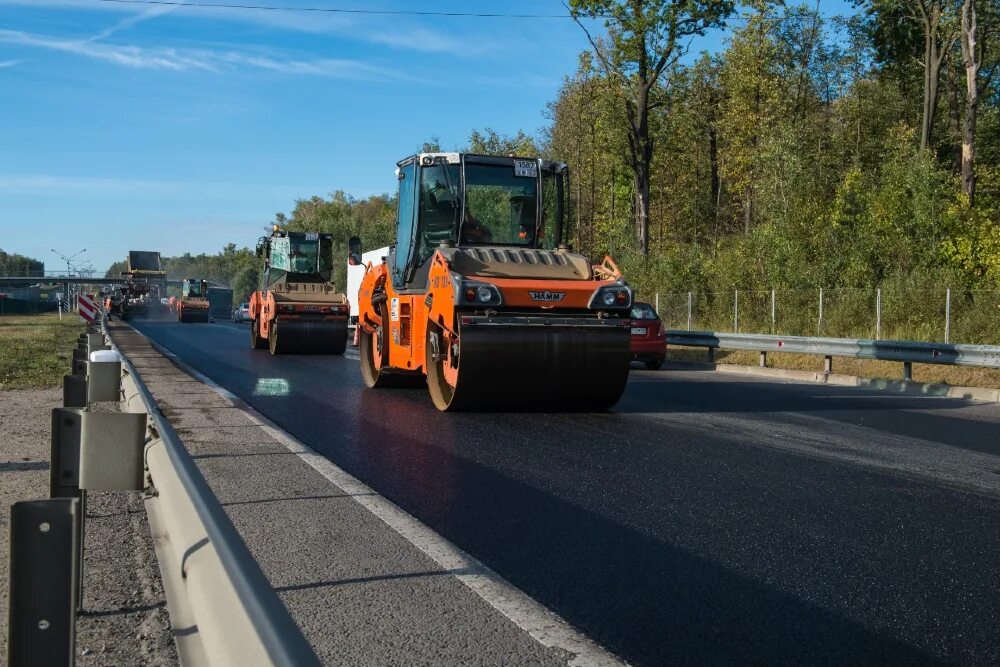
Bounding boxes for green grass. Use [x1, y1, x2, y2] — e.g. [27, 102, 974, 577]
[0, 313, 86, 389]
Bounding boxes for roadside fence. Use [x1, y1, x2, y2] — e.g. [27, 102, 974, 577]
[650, 288, 1000, 345]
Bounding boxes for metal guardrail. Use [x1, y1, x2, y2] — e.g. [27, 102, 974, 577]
[667, 330, 1000, 379]
[6, 318, 322, 666]
[104, 316, 322, 667]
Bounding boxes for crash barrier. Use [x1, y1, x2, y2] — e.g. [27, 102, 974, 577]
[6, 318, 321, 667]
[666, 330, 1000, 380]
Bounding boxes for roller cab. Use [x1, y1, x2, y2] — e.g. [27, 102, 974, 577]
[357, 152, 632, 411]
[249, 229, 349, 355]
[177, 278, 211, 323]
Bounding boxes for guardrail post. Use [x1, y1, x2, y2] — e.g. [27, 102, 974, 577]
[87, 358, 122, 404]
[63, 374, 87, 408]
[824, 355, 832, 374]
[944, 288, 951, 343]
[687, 291, 692, 330]
[759, 351, 767, 367]
[707, 346, 715, 363]
[50, 407, 87, 611]
[6, 498, 80, 666]
[902, 361, 913, 381]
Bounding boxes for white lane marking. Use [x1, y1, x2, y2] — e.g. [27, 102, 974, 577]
[147, 338, 622, 666]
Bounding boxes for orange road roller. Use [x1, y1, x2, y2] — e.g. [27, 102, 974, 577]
[177, 278, 211, 323]
[355, 152, 633, 411]
[249, 228, 349, 355]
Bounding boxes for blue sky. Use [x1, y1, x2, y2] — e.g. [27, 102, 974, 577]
[0, 0, 856, 273]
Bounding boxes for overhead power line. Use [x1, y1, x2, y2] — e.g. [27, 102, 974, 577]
[95, 0, 594, 18]
[93, 0, 852, 26]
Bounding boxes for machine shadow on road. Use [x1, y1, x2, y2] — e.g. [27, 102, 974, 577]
[274, 390, 946, 666]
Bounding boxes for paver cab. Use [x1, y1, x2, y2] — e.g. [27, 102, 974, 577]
[355, 152, 633, 411]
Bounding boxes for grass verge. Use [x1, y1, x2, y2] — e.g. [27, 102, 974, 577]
[667, 347, 1000, 390]
[0, 312, 86, 389]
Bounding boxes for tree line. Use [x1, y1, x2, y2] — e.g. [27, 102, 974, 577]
[550, 0, 1000, 299]
[0, 249, 44, 277]
[107, 0, 1000, 312]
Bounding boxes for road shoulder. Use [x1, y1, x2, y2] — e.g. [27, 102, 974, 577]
[110, 321, 619, 666]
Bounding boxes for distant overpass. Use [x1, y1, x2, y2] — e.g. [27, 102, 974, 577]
[0, 276, 227, 288]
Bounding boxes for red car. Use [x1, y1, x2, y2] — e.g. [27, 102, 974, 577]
[630, 302, 666, 370]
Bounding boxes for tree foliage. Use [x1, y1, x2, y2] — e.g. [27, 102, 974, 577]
[545, 0, 1000, 297]
[0, 249, 44, 276]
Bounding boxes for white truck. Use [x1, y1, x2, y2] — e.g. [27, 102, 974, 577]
[346, 244, 389, 327]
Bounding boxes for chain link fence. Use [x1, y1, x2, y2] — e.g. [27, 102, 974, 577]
[647, 288, 1000, 345]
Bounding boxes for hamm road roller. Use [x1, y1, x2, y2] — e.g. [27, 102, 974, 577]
[177, 278, 211, 323]
[249, 227, 349, 355]
[355, 152, 633, 411]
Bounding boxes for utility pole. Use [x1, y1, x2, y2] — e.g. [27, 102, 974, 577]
[50, 248, 87, 276]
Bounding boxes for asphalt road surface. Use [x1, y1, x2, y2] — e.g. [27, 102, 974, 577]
[133, 319, 1000, 666]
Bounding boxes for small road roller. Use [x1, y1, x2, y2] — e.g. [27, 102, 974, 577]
[355, 152, 633, 411]
[249, 227, 349, 355]
[177, 278, 211, 323]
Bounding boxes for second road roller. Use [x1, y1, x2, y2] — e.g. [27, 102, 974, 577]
[177, 278, 210, 323]
[355, 152, 633, 411]
[249, 227, 349, 355]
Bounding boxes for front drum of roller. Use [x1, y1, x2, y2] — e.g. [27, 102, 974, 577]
[427, 323, 631, 412]
[271, 319, 347, 355]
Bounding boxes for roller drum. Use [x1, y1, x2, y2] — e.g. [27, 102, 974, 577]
[272, 319, 347, 355]
[179, 309, 209, 324]
[432, 324, 630, 411]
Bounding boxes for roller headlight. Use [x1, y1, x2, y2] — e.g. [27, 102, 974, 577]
[457, 280, 503, 306]
[588, 283, 632, 310]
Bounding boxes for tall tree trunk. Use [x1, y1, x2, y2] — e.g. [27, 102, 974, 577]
[917, 2, 955, 152]
[743, 186, 753, 234]
[947, 63, 963, 171]
[634, 165, 651, 255]
[629, 85, 653, 255]
[921, 19, 935, 150]
[960, 0, 980, 206]
[709, 124, 720, 225]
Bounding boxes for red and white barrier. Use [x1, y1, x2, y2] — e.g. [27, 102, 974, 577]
[78, 293, 99, 322]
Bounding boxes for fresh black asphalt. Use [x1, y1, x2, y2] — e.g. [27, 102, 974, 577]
[133, 319, 1000, 666]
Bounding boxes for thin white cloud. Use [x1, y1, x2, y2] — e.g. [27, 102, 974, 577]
[0, 29, 215, 70]
[87, 5, 174, 42]
[0, 173, 374, 199]
[0, 173, 179, 194]
[0, 28, 415, 80]
[0, 0, 496, 56]
[0, 59, 23, 68]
